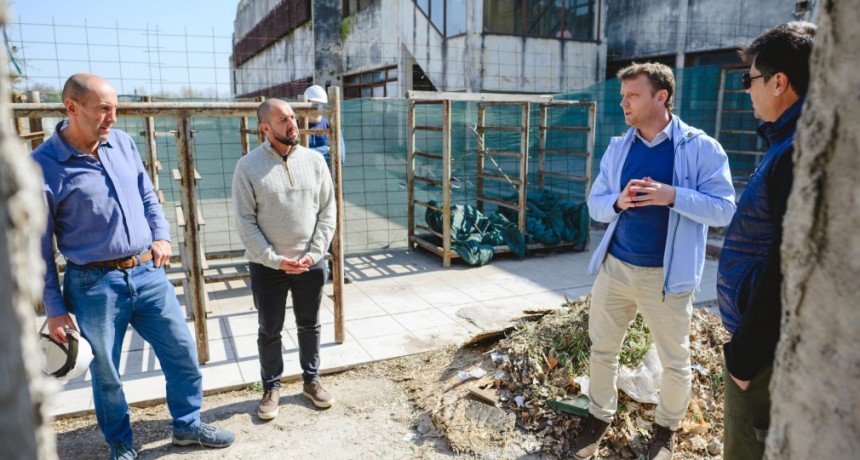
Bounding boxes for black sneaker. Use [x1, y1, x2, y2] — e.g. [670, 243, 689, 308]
[572, 414, 611, 459]
[648, 424, 676, 460]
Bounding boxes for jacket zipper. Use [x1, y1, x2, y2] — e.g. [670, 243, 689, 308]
[663, 132, 693, 300]
[282, 146, 295, 187]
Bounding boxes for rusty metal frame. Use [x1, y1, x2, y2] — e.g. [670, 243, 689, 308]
[13, 98, 346, 362]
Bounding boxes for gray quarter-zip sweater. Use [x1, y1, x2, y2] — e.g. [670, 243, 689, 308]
[232, 140, 336, 269]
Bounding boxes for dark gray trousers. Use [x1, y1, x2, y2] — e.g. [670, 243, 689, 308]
[249, 261, 325, 388]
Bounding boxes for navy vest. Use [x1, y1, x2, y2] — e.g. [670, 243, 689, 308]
[717, 99, 803, 333]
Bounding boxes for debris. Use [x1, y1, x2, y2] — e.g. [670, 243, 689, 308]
[617, 346, 663, 404]
[547, 394, 590, 417]
[514, 395, 525, 407]
[403, 432, 420, 442]
[693, 363, 710, 376]
[490, 351, 509, 364]
[707, 438, 723, 455]
[574, 375, 590, 395]
[463, 327, 515, 347]
[468, 387, 498, 406]
[401, 297, 730, 459]
[458, 367, 487, 381]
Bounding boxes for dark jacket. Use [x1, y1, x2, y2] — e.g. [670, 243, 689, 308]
[717, 98, 804, 380]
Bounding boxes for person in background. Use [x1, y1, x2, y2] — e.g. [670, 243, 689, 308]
[233, 98, 337, 421]
[33, 73, 234, 460]
[717, 21, 816, 460]
[574, 62, 736, 460]
[303, 84, 351, 283]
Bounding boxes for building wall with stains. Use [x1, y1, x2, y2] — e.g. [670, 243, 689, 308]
[232, 0, 608, 97]
[604, 0, 818, 63]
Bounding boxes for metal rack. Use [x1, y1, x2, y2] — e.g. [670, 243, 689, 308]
[406, 91, 595, 267]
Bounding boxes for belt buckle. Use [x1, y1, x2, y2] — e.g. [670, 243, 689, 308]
[116, 255, 136, 269]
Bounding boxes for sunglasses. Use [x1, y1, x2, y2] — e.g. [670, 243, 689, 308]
[741, 72, 771, 90]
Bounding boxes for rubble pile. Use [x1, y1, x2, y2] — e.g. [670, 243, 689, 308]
[489, 295, 730, 458]
[404, 295, 731, 459]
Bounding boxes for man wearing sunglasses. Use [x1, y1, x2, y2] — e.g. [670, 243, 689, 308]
[717, 21, 816, 459]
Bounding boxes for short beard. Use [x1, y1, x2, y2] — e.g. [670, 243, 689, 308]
[273, 132, 299, 146]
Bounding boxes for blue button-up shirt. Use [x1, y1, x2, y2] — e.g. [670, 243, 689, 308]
[33, 121, 170, 317]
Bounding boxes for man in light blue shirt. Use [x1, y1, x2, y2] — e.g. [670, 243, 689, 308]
[573, 63, 735, 460]
[33, 73, 234, 460]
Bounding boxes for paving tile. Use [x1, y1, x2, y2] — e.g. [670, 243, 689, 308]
[46, 384, 93, 418]
[356, 331, 434, 361]
[223, 311, 260, 338]
[319, 340, 374, 371]
[346, 316, 409, 340]
[391, 308, 458, 332]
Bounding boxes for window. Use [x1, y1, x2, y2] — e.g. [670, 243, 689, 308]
[483, 0, 596, 40]
[343, 65, 398, 99]
[343, 0, 375, 17]
[412, 0, 468, 37]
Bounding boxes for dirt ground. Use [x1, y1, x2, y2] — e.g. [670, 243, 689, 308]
[53, 349, 539, 460]
[53, 306, 727, 459]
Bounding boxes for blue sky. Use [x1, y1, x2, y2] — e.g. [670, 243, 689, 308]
[6, 0, 239, 97]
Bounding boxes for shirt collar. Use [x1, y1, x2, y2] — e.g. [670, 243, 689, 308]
[52, 120, 113, 162]
[635, 116, 673, 148]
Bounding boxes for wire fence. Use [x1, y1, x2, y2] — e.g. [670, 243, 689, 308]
[10, 19, 763, 258]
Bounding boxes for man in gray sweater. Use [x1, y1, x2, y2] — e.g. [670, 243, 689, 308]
[232, 98, 336, 420]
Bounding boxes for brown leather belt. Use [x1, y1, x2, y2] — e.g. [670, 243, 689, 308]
[84, 251, 153, 270]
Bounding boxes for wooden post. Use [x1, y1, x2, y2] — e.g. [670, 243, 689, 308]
[27, 91, 43, 150]
[518, 102, 529, 232]
[406, 100, 416, 250]
[175, 116, 209, 364]
[239, 116, 250, 155]
[441, 100, 452, 268]
[141, 96, 160, 192]
[328, 86, 345, 344]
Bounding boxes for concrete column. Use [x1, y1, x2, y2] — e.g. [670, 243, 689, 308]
[313, 0, 345, 89]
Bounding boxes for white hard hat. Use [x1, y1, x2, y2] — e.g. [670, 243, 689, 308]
[304, 85, 328, 104]
[39, 328, 94, 381]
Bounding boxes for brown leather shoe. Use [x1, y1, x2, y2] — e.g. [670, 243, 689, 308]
[572, 414, 611, 459]
[302, 380, 335, 408]
[257, 389, 280, 420]
[648, 424, 676, 460]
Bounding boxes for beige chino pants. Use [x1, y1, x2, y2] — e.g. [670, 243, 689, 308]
[587, 254, 693, 430]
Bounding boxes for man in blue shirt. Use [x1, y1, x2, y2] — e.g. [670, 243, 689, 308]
[574, 63, 736, 460]
[717, 22, 815, 459]
[33, 74, 234, 459]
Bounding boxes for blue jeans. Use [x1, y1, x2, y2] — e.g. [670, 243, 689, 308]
[249, 261, 325, 388]
[64, 259, 202, 446]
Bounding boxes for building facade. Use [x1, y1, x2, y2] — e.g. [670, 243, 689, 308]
[604, 0, 819, 76]
[231, 0, 608, 98]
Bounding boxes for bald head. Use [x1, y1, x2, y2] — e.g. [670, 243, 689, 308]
[257, 98, 291, 125]
[62, 73, 115, 104]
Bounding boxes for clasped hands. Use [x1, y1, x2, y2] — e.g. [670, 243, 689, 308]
[615, 176, 675, 211]
[279, 254, 315, 274]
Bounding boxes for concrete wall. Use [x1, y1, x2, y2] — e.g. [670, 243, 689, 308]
[232, 25, 315, 96]
[233, 0, 607, 96]
[605, 0, 819, 61]
[232, 0, 316, 95]
[234, 0, 282, 41]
